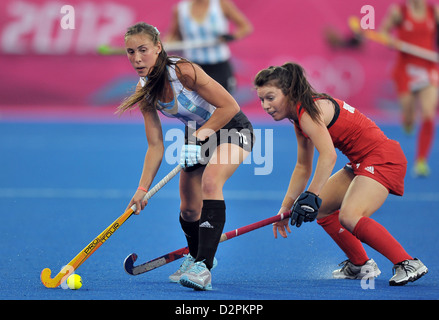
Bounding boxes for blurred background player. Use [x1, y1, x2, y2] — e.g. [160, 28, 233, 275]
[380, 0, 439, 177]
[165, 0, 253, 93]
[118, 23, 254, 291]
[254, 62, 428, 286]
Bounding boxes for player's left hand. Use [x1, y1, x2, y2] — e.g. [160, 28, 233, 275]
[273, 208, 292, 239]
[180, 143, 203, 167]
[290, 191, 322, 227]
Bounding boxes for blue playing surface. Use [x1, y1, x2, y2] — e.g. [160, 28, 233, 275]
[1, 117, 438, 301]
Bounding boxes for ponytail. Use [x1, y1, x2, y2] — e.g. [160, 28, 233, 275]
[254, 62, 327, 123]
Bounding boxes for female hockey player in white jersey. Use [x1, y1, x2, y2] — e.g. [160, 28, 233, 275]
[117, 22, 254, 291]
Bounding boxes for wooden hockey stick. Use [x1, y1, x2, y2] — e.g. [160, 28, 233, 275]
[348, 16, 439, 63]
[40, 165, 182, 288]
[124, 211, 292, 276]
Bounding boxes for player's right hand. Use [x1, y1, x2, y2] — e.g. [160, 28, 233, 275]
[127, 189, 148, 215]
[273, 208, 291, 239]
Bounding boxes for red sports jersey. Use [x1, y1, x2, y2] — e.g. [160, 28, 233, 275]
[396, 4, 437, 68]
[392, 4, 439, 93]
[295, 98, 388, 163]
[295, 97, 407, 196]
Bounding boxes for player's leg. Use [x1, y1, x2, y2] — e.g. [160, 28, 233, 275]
[340, 175, 427, 285]
[169, 166, 204, 282]
[398, 92, 417, 134]
[414, 84, 437, 176]
[340, 175, 411, 262]
[317, 167, 354, 219]
[180, 143, 250, 290]
[317, 168, 375, 277]
[197, 143, 250, 267]
[340, 176, 410, 262]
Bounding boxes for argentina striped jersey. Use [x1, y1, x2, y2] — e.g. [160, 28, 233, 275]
[139, 59, 216, 129]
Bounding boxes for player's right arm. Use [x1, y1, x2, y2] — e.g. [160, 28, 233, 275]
[273, 126, 314, 238]
[380, 4, 402, 34]
[126, 82, 165, 214]
[164, 5, 182, 43]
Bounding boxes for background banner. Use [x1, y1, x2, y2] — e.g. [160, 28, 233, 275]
[0, 0, 401, 121]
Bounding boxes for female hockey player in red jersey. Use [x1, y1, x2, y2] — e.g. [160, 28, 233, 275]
[254, 62, 428, 286]
[380, 0, 439, 177]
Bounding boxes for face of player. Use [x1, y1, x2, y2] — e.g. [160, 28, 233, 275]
[256, 85, 292, 121]
[125, 33, 162, 77]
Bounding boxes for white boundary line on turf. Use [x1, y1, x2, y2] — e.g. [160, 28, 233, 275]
[0, 188, 438, 202]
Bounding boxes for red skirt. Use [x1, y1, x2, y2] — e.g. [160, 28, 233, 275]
[392, 61, 439, 94]
[345, 139, 407, 196]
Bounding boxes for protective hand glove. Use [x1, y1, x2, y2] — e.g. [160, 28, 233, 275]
[219, 34, 236, 42]
[179, 143, 202, 168]
[290, 191, 322, 227]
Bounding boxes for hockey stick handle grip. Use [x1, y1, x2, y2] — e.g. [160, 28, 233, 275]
[220, 211, 291, 242]
[130, 165, 182, 212]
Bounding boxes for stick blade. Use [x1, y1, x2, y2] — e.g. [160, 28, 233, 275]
[123, 253, 138, 275]
[41, 266, 74, 288]
[40, 268, 61, 288]
[348, 16, 362, 34]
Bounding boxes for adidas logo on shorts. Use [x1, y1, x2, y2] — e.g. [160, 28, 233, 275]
[365, 166, 375, 174]
[200, 221, 214, 229]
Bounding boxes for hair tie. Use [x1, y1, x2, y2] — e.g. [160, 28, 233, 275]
[153, 26, 160, 35]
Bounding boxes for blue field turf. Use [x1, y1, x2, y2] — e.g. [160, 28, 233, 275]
[0, 117, 438, 303]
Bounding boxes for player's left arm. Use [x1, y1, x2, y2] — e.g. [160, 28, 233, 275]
[379, 4, 402, 34]
[178, 60, 240, 141]
[434, 5, 439, 49]
[164, 5, 182, 43]
[434, 5, 439, 23]
[299, 110, 337, 196]
[220, 0, 253, 40]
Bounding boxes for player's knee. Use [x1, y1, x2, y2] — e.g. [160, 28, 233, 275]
[317, 203, 333, 217]
[180, 204, 202, 221]
[201, 173, 223, 198]
[338, 208, 363, 232]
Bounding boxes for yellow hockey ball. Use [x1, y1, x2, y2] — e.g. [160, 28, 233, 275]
[67, 274, 82, 290]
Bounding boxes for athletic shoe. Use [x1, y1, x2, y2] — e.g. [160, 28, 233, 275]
[413, 159, 430, 177]
[332, 259, 381, 280]
[389, 258, 428, 286]
[169, 255, 217, 283]
[179, 261, 212, 291]
[169, 254, 195, 282]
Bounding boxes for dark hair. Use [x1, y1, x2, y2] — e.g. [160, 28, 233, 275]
[254, 62, 328, 123]
[117, 22, 193, 114]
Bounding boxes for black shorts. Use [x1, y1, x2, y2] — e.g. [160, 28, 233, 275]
[199, 60, 235, 93]
[184, 110, 255, 172]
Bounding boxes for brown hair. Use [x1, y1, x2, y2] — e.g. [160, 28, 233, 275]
[116, 22, 193, 114]
[254, 62, 329, 123]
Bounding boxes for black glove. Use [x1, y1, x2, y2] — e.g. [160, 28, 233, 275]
[219, 34, 236, 42]
[290, 191, 322, 227]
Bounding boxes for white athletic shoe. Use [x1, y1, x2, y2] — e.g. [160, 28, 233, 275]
[179, 261, 212, 291]
[169, 254, 196, 283]
[169, 254, 217, 283]
[332, 259, 381, 280]
[389, 258, 428, 286]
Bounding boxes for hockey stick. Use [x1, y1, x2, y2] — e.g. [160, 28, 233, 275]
[124, 211, 292, 275]
[98, 39, 220, 56]
[40, 165, 182, 288]
[348, 16, 439, 63]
